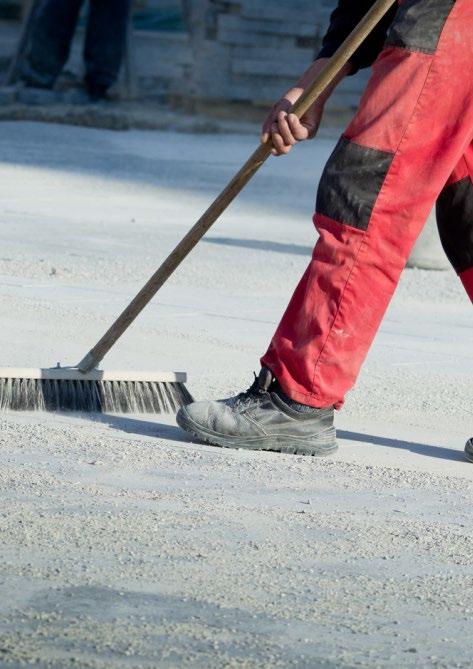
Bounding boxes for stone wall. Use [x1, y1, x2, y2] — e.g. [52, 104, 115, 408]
[174, 0, 370, 110]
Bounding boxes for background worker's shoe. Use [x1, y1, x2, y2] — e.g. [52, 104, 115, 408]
[465, 438, 473, 463]
[85, 81, 109, 103]
[176, 368, 337, 456]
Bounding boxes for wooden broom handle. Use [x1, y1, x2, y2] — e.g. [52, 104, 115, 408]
[77, 0, 397, 373]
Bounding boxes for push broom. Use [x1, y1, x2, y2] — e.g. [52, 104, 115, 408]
[0, 0, 397, 414]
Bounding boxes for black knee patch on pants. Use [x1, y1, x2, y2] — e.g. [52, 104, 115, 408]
[316, 137, 394, 231]
[437, 177, 473, 273]
[385, 0, 456, 54]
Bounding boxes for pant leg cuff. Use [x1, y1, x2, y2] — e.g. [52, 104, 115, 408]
[260, 354, 342, 409]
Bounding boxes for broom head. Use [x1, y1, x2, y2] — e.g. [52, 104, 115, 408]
[0, 367, 193, 413]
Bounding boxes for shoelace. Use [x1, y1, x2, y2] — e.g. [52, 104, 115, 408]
[233, 373, 265, 409]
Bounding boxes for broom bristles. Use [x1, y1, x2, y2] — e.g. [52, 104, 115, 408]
[0, 376, 193, 413]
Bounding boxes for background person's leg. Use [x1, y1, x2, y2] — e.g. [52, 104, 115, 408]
[437, 146, 473, 303]
[84, 0, 131, 97]
[22, 0, 84, 88]
[262, 0, 473, 409]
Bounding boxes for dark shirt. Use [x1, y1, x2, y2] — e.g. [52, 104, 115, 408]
[317, 0, 398, 72]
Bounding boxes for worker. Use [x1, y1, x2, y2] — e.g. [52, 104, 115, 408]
[21, 0, 131, 100]
[175, 0, 473, 458]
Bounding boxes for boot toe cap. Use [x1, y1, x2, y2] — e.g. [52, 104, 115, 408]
[177, 400, 242, 436]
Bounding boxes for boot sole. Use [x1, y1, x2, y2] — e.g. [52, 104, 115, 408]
[465, 439, 473, 463]
[176, 407, 338, 457]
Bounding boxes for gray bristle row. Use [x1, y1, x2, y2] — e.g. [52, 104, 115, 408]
[0, 377, 193, 414]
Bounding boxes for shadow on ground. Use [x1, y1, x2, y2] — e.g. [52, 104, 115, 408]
[88, 416, 464, 463]
[338, 430, 464, 462]
[0, 122, 330, 218]
[89, 413, 192, 444]
[10, 584, 342, 669]
[204, 236, 313, 256]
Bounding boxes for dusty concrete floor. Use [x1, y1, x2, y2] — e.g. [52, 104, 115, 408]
[1, 413, 473, 669]
[0, 122, 472, 668]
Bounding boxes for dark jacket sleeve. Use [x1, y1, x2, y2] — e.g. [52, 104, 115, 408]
[316, 0, 398, 73]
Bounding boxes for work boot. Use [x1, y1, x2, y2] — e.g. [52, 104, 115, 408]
[465, 438, 473, 463]
[176, 368, 337, 456]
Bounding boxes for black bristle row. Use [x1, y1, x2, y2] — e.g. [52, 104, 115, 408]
[0, 377, 193, 414]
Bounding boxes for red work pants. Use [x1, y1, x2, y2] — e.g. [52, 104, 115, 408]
[262, 0, 473, 408]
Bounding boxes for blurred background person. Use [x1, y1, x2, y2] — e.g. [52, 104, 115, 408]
[21, 0, 132, 100]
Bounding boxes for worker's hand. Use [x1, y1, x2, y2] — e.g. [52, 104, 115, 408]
[261, 91, 325, 156]
[261, 58, 352, 157]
